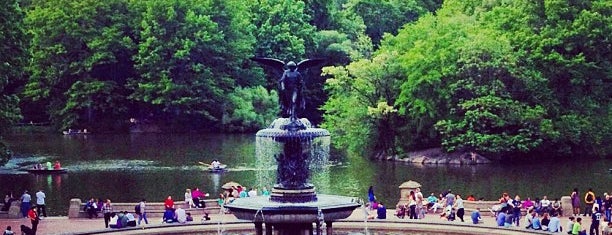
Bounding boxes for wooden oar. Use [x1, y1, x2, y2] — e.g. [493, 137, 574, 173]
[198, 161, 211, 166]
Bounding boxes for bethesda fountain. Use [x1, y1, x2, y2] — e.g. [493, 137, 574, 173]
[224, 58, 360, 235]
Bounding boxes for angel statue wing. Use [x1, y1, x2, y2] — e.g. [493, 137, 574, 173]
[250, 57, 286, 74]
[297, 59, 325, 71]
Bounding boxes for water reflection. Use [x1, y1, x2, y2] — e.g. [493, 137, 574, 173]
[1, 133, 610, 216]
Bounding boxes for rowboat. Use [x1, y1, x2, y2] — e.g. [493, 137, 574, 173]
[62, 129, 90, 135]
[26, 168, 68, 174]
[208, 164, 228, 173]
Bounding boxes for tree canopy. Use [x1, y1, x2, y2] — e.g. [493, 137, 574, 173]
[0, 0, 608, 163]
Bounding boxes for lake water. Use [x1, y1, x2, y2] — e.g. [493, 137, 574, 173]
[0, 133, 610, 216]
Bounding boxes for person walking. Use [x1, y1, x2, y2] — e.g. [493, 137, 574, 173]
[35, 189, 46, 218]
[137, 199, 148, 225]
[454, 194, 465, 222]
[584, 188, 595, 216]
[20, 190, 31, 218]
[102, 199, 113, 228]
[27, 206, 39, 235]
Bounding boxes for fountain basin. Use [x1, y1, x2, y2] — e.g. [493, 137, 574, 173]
[225, 194, 359, 223]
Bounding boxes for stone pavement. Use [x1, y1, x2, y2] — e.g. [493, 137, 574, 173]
[0, 208, 598, 235]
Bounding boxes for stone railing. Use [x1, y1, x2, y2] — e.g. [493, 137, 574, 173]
[68, 198, 222, 219]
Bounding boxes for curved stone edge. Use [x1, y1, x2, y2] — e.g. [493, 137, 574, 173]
[71, 219, 552, 235]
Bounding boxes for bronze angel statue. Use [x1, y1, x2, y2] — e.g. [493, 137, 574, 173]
[251, 57, 324, 119]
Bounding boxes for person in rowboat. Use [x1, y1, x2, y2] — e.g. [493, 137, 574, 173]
[211, 159, 221, 169]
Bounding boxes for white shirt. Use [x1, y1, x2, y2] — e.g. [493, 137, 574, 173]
[176, 208, 186, 223]
[36, 191, 45, 205]
[248, 190, 257, 197]
[541, 199, 551, 207]
[109, 215, 118, 225]
[21, 193, 31, 203]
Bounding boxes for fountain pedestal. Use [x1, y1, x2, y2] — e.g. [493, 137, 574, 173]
[224, 118, 359, 235]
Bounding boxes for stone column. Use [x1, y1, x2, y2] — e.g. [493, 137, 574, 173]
[560, 196, 572, 216]
[397, 180, 421, 207]
[8, 200, 22, 219]
[68, 198, 83, 218]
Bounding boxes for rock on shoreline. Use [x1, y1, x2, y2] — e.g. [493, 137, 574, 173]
[374, 148, 492, 165]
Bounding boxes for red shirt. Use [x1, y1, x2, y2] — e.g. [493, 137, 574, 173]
[28, 208, 38, 221]
[164, 198, 174, 209]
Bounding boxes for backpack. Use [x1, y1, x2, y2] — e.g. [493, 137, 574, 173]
[135, 204, 141, 215]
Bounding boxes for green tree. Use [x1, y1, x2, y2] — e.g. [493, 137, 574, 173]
[345, 0, 427, 45]
[480, 0, 611, 157]
[222, 86, 278, 132]
[0, 0, 26, 165]
[321, 52, 402, 155]
[24, 0, 137, 130]
[130, 0, 257, 129]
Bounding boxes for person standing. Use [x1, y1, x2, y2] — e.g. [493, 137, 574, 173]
[102, 199, 113, 228]
[512, 195, 522, 226]
[368, 186, 375, 207]
[137, 199, 148, 225]
[604, 194, 612, 223]
[20, 190, 31, 218]
[27, 206, 39, 235]
[454, 194, 465, 222]
[584, 188, 595, 216]
[572, 188, 581, 216]
[35, 189, 46, 218]
[591, 207, 602, 235]
[415, 188, 424, 218]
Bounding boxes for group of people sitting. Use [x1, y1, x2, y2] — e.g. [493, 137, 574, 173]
[161, 207, 197, 224]
[108, 211, 137, 228]
[493, 193, 563, 218]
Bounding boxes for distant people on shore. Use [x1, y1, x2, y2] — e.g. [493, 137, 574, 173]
[584, 188, 595, 216]
[368, 186, 376, 207]
[164, 196, 174, 210]
[85, 198, 98, 219]
[471, 208, 481, 224]
[20, 190, 31, 218]
[184, 189, 194, 208]
[35, 189, 46, 218]
[176, 206, 187, 223]
[3, 226, 13, 235]
[162, 208, 177, 223]
[27, 205, 39, 234]
[572, 188, 581, 216]
[137, 199, 148, 225]
[2, 192, 15, 211]
[102, 199, 113, 228]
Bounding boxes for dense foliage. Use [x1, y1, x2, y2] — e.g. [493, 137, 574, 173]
[0, 0, 26, 164]
[0, 0, 609, 162]
[323, 0, 610, 159]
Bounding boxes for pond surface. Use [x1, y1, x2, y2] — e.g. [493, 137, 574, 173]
[0, 133, 610, 216]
